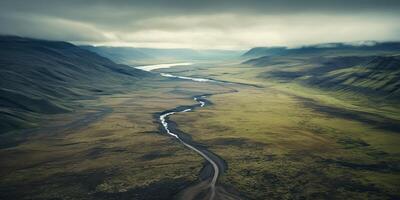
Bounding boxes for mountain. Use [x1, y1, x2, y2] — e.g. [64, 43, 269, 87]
[242, 47, 287, 58]
[254, 54, 400, 100]
[243, 42, 400, 58]
[81, 45, 153, 64]
[243, 42, 400, 100]
[135, 48, 242, 61]
[0, 36, 151, 133]
[82, 46, 243, 64]
[304, 55, 400, 99]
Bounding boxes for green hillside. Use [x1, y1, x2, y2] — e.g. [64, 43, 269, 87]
[304, 56, 400, 99]
[254, 55, 400, 101]
[80, 45, 153, 64]
[0, 36, 151, 133]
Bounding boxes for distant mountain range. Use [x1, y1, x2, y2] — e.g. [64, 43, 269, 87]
[242, 42, 400, 58]
[81, 46, 154, 64]
[243, 42, 400, 101]
[82, 46, 243, 65]
[0, 36, 151, 133]
[2, 37, 399, 133]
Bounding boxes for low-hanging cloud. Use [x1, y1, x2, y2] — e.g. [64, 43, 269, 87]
[0, 0, 399, 49]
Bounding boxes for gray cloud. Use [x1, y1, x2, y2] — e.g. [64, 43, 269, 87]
[0, 0, 399, 49]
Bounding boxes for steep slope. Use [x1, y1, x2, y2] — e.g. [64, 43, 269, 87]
[254, 55, 400, 100]
[242, 47, 287, 58]
[81, 45, 153, 64]
[305, 56, 400, 99]
[243, 42, 400, 100]
[0, 36, 151, 133]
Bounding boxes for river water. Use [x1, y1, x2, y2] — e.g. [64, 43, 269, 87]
[136, 63, 219, 200]
[135, 63, 217, 83]
[135, 62, 193, 71]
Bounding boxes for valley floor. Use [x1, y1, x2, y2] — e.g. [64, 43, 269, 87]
[1, 62, 399, 200]
[0, 78, 229, 200]
[159, 62, 400, 199]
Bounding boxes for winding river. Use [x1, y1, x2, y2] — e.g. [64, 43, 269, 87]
[136, 63, 220, 200]
[160, 96, 219, 200]
[136, 62, 217, 83]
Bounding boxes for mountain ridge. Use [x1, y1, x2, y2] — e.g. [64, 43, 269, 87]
[0, 36, 151, 133]
[243, 42, 400, 58]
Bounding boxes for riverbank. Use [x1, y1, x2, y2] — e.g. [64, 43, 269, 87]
[137, 62, 246, 199]
[0, 76, 232, 200]
[163, 61, 400, 199]
[155, 94, 241, 200]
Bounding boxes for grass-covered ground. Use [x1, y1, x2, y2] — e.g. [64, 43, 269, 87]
[160, 61, 400, 199]
[1, 58, 399, 199]
[0, 78, 230, 200]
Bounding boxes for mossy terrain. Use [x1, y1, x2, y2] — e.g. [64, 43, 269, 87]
[1, 39, 399, 199]
[159, 57, 400, 199]
[0, 78, 232, 199]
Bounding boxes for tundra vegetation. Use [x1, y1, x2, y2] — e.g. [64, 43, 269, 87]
[1, 37, 399, 199]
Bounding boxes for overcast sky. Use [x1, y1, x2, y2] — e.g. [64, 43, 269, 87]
[1, 0, 399, 49]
